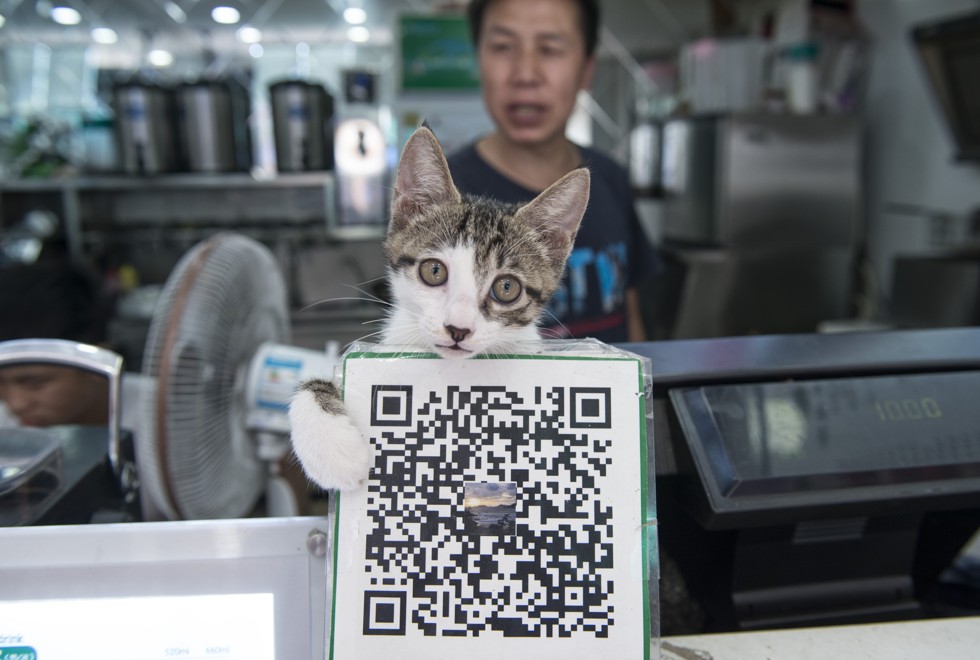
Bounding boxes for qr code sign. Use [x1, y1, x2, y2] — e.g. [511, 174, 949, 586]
[331, 354, 650, 660]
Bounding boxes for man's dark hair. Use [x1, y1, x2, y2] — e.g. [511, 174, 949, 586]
[0, 261, 111, 345]
[466, 0, 601, 57]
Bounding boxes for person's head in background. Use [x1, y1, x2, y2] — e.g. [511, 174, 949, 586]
[0, 261, 112, 427]
[467, 0, 599, 153]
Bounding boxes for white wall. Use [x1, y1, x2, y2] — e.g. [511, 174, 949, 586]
[858, 0, 980, 318]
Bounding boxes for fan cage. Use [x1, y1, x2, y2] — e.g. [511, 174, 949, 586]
[139, 233, 289, 520]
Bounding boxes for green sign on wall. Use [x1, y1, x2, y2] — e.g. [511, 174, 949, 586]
[400, 15, 481, 91]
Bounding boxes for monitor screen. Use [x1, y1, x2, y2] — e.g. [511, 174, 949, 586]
[0, 517, 330, 660]
[670, 370, 980, 527]
[0, 594, 274, 659]
[912, 11, 980, 161]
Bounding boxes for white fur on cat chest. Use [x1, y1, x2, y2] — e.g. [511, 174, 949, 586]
[327, 343, 656, 659]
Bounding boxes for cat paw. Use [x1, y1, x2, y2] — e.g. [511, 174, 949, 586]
[288, 387, 372, 491]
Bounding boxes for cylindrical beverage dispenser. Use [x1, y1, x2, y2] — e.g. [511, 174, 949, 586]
[269, 80, 334, 172]
[176, 81, 243, 173]
[113, 82, 178, 175]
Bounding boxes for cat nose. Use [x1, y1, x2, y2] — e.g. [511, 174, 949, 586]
[445, 325, 471, 343]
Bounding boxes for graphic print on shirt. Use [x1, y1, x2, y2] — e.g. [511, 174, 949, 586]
[549, 241, 628, 321]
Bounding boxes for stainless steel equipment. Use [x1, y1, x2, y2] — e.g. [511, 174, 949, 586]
[270, 80, 334, 172]
[660, 113, 859, 248]
[113, 82, 178, 175]
[654, 113, 861, 338]
[176, 81, 250, 173]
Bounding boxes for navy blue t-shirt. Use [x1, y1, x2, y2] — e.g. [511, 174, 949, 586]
[447, 142, 655, 343]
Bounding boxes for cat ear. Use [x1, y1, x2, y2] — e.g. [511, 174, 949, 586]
[390, 127, 461, 233]
[516, 168, 590, 260]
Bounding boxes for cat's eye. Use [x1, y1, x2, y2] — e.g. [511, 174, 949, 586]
[490, 275, 522, 303]
[419, 259, 448, 286]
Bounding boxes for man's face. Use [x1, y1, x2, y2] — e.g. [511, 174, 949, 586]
[477, 0, 596, 148]
[0, 364, 108, 427]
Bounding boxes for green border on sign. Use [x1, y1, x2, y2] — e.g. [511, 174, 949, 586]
[637, 358, 652, 660]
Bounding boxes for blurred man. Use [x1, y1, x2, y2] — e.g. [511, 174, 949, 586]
[0, 261, 113, 427]
[447, 0, 657, 342]
[0, 362, 110, 427]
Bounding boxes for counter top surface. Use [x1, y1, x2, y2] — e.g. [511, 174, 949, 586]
[661, 616, 980, 659]
[619, 326, 980, 389]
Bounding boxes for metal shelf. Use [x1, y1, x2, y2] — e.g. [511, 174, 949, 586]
[0, 171, 340, 257]
[0, 171, 335, 192]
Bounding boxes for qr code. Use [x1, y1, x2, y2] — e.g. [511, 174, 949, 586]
[332, 355, 649, 658]
[360, 383, 618, 639]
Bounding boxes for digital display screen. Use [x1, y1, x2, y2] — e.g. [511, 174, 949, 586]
[0, 594, 274, 660]
[670, 371, 980, 519]
[913, 12, 980, 159]
[946, 45, 980, 143]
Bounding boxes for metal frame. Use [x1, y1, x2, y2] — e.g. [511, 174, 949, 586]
[0, 338, 125, 481]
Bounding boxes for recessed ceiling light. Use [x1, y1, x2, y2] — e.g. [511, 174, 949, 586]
[236, 25, 261, 43]
[162, 1, 186, 23]
[148, 49, 174, 67]
[347, 26, 370, 43]
[248, 43, 264, 58]
[211, 6, 241, 25]
[51, 6, 82, 25]
[343, 7, 367, 25]
[0, 14, 6, 29]
[91, 27, 118, 44]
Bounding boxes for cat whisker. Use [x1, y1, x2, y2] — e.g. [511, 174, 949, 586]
[298, 296, 390, 314]
[353, 275, 387, 287]
[379, 323, 429, 357]
[539, 310, 572, 339]
[357, 327, 387, 339]
[351, 328, 392, 349]
[342, 281, 389, 306]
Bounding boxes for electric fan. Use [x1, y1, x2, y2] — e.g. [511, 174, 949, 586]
[137, 232, 334, 520]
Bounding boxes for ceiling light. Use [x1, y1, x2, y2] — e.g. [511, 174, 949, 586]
[162, 1, 186, 23]
[148, 49, 174, 67]
[0, 14, 6, 29]
[91, 27, 118, 44]
[51, 6, 82, 25]
[211, 6, 241, 25]
[248, 43, 264, 59]
[236, 25, 261, 43]
[343, 7, 367, 25]
[347, 26, 370, 43]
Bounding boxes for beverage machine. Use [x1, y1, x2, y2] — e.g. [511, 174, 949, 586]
[651, 113, 861, 338]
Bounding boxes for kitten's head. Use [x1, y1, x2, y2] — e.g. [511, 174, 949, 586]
[384, 127, 589, 359]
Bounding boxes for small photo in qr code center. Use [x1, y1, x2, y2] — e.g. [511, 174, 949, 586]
[463, 482, 517, 537]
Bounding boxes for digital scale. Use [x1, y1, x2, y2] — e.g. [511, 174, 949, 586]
[625, 327, 980, 631]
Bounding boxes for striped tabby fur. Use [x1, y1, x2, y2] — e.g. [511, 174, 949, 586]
[289, 127, 589, 491]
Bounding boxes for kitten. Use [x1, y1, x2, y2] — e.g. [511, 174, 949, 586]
[288, 127, 590, 491]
